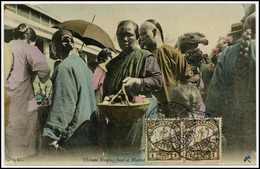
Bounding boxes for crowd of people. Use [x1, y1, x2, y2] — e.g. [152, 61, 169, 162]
[4, 5, 256, 161]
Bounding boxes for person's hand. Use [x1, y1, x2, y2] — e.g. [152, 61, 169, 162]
[122, 77, 141, 87]
[208, 63, 215, 72]
[49, 140, 59, 150]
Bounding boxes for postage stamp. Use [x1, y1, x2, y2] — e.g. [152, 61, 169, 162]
[145, 119, 182, 161]
[183, 118, 222, 161]
[145, 118, 222, 162]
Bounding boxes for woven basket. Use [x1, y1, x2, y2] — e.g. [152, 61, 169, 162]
[97, 99, 150, 122]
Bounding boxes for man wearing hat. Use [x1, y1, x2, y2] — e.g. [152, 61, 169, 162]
[228, 22, 243, 44]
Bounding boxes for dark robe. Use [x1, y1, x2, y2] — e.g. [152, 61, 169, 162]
[103, 48, 162, 98]
[206, 40, 256, 152]
[101, 47, 162, 148]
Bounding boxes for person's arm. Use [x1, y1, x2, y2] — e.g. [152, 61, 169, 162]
[140, 54, 162, 92]
[122, 54, 162, 94]
[44, 65, 78, 137]
[26, 45, 50, 83]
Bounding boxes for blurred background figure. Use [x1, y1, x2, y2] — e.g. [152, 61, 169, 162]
[5, 23, 50, 161]
[210, 36, 232, 66]
[227, 22, 243, 44]
[175, 32, 210, 101]
[241, 4, 255, 23]
[92, 48, 113, 103]
[201, 35, 233, 99]
[206, 9, 256, 153]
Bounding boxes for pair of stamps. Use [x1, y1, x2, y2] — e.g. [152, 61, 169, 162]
[145, 118, 222, 162]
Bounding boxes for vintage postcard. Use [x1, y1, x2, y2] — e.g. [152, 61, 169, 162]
[1, 1, 258, 167]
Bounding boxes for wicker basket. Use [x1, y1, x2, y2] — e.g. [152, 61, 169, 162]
[97, 99, 150, 122]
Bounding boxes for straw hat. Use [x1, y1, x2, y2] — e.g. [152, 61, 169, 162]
[228, 22, 243, 36]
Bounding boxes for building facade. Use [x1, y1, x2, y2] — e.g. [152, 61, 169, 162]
[4, 4, 102, 72]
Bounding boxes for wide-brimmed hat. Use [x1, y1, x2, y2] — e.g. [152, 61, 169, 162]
[228, 22, 243, 36]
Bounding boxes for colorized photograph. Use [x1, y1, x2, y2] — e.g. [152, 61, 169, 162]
[1, 1, 258, 167]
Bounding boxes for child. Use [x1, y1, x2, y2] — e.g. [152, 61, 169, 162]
[169, 84, 205, 119]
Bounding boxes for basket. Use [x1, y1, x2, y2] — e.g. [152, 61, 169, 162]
[97, 99, 150, 122]
[97, 85, 150, 122]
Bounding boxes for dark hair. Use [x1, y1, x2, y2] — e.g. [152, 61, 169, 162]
[116, 20, 139, 39]
[50, 29, 74, 60]
[13, 23, 37, 43]
[146, 19, 164, 42]
[51, 29, 74, 47]
[97, 48, 112, 63]
[27, 27, 37, 42]
[13, 23, 29, 40]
